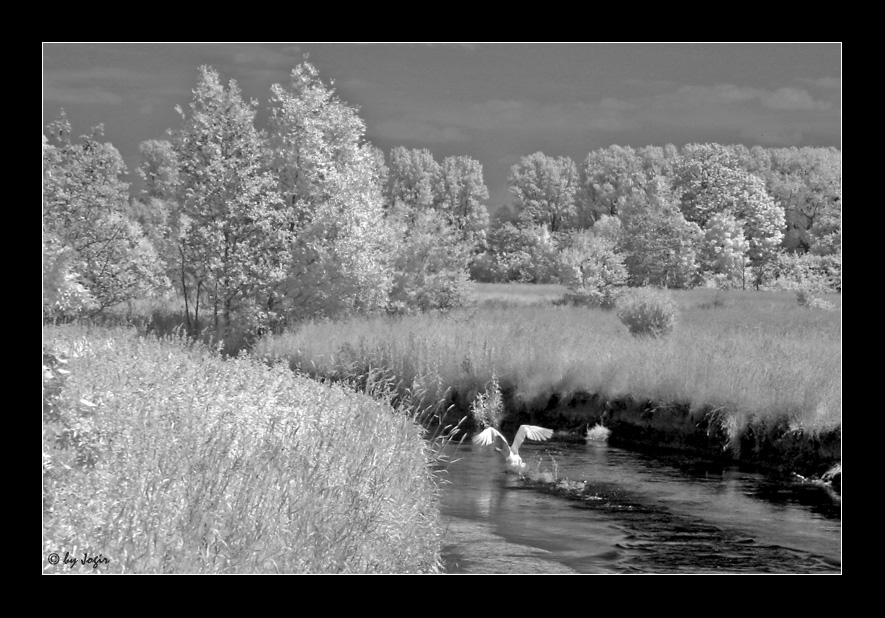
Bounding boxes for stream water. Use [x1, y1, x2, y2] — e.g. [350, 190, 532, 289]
[437, 439, 841, 574]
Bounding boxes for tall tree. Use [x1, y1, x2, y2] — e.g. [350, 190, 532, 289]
[701, 213, 751, 288]
[768, 147, 841, 255]
[619, 199, 702, 289]
[386, 147, 441, 212]
[387, 205, 473, 313]
[268, 62, 393, 321]
[508, 152, 578, 233]
[577, 145, 644, 225]
[173, 66, 290, 336]
[43, 114, 166, 315]
[434, 155, 490, 247]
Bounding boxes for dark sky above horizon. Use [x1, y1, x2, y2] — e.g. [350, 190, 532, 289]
[43, 43, 841, 209]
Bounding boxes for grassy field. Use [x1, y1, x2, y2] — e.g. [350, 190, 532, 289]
[43, 325, 442, 574]
[256, 284, 842, 438]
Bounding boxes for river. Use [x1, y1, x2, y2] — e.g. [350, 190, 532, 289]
[436, 439, 841, 574]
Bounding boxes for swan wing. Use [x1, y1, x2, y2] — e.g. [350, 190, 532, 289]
[473, 427, 512, 456]
[511, 425, 553, 454]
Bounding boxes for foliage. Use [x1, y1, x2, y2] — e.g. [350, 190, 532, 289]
[558, 227, 627, 308]
[42, 230, 96, 318]
[43, 117, 167, 315]
[269, 62, 393, 322]
[508, 152, 578, 233]
[387, 206, 474, 313]
[795, 289, 836, 311]
[386, 147, 441, 211]
[768, 147, 842, 255]
[618, 201, 702, 288]
[701, 213, 751, 288]
[173, 66, 291, 339]
[674, 147, 786, 287]
[483, 222, 561, 283]
[137, 139, 180, 200]
[616, 287, 680, 337]
[434, 155, 490, 248]
[43, 326, 442, 573]
[762, 252, 841, 293]
[471, 373, 504, 430]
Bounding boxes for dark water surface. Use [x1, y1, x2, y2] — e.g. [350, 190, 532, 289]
[437, 440, 841, 574]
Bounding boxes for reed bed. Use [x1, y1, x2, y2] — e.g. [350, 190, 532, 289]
[257, 287, 841, 435]
[43, 325, 442, 574]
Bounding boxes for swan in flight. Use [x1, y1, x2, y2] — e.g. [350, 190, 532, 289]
[472, 425, 553, 468]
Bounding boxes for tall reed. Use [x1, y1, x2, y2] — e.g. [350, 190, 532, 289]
[256, 288, 841, 435]
[43, 325, 442, 573]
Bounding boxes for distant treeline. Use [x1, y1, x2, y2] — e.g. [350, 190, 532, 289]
[43, 60, 841, 345]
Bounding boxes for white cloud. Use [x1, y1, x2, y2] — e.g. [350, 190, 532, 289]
[761, 87, 832, 111]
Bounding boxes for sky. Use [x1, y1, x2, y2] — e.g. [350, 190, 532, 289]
[43, 43, 842, 210]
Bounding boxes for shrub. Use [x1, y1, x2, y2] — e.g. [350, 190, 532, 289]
[558, 230, 627, 309]
[617, 287, 679, 337]
[796, 290, 836, 311]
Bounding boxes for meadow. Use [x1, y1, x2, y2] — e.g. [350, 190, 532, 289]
[42, 325, 442, 574]
[256, 284, 842, 444]
[43, 283, 840, 572]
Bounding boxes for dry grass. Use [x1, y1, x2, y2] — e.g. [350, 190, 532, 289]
[43, 324, 442, 574]
[257, 286, 841, 435]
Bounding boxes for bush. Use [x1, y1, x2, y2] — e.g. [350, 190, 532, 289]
[558, 230, 627, 308]
[796, 290, 836, 311]
[559, 287, 622, 310]
[617, 287, 679, 337]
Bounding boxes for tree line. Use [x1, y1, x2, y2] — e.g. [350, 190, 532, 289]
[479, 143, 840, 300]
[43, 61, 841, 339]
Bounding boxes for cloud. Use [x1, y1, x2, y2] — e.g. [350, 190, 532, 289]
[760, 87, 832, 111]
[662, 83, 832, 112]
[366, 78, 839, 150]
[798, 76, 841, 90]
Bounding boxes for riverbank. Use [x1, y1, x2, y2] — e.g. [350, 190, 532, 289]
[256, 285, 841, 487]
[491, 388, 841, 488]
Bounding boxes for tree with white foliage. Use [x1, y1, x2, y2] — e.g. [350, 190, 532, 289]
[387, 147, 441, 212]
[43, 116, 167, 316]
[675, 147, 784, 287]
[173, 66, 291, 337]
[508, 152, 578, 233]
[558, 224, 628, 308]
[434, 155, 490, 248]
[387, 204, 473, 313]
[701, 212, 751, 288]
[268, 62, 393, 321]
[619, 199, 702, 289]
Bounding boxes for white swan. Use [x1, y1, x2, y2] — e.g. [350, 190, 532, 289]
[472, 425, 553, 468]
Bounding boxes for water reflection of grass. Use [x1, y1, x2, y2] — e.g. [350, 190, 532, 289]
[257, 285, 841, 438]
